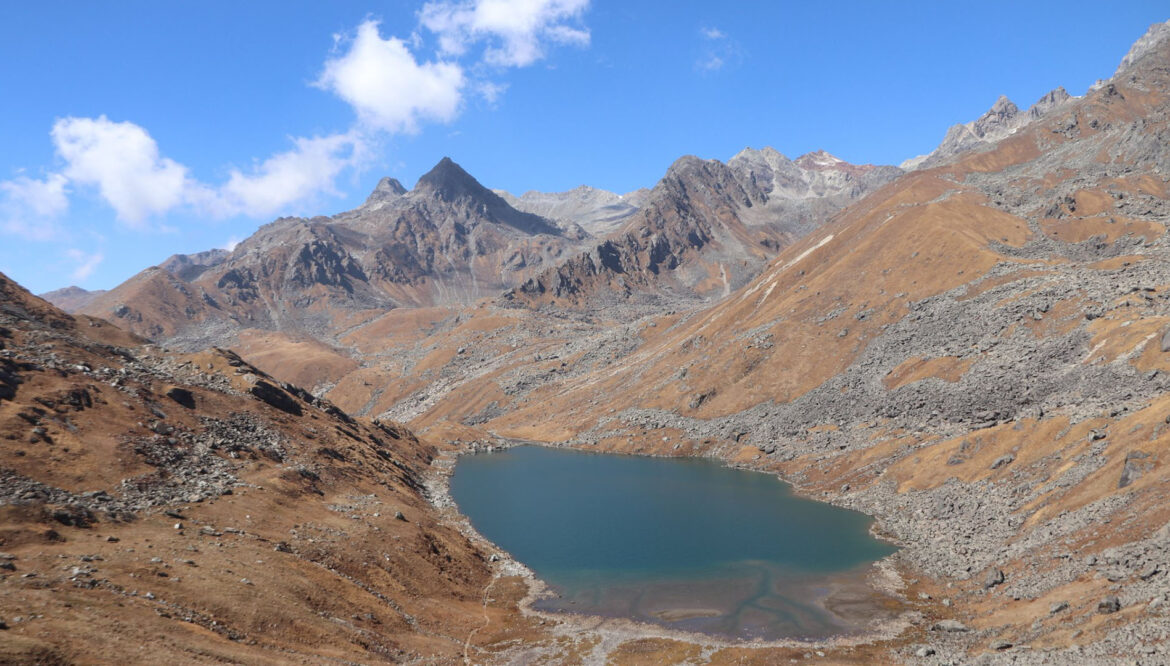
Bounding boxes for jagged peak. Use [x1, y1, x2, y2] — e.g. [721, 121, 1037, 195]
[1035, 86, 1071, 105]
[413, 156, 488, 202]
[988, 95, 1018, 113]
[1118, 19, 1170, 73]
[793, 150, 846, 170]
[374, 176, 407, 196]
[361, 176, 408, 208]
[1027, 86, 1074, 119]
[731, 146, 787, 163]
[666, 154, 716, 174]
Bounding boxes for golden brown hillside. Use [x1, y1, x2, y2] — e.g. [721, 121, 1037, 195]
[16, 18, 1170, 666]
[232, 19, 1170, 664]
[0, 272, 565, 664]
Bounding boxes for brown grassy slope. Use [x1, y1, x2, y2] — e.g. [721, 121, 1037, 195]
[0, 272, 553, 664]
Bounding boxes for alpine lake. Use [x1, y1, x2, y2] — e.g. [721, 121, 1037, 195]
[450, 445, 901, 641]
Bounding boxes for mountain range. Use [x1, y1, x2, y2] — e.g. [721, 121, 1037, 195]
[9, 17, 1170, 665]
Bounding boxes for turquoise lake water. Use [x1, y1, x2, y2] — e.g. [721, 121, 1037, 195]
[449, 446, 898, 640]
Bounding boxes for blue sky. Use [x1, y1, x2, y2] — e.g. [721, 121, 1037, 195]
[1, 1, 1166, 294]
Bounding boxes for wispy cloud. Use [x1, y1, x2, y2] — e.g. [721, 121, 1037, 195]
[65, 248, 103, 281]
[420, 0, 590, 67]
[0, 172, 68, 240]
[41, 116, 364, 226]
[212, 132, 362, 218]
[476, 80, 509, 105]
[695, 25, 743, 74]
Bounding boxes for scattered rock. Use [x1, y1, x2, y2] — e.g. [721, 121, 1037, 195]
[249, 380, 303, 416]
[984, 568, 1005, 588]
[990, 640, 1013, 650]
[165, 387, 195, 409]
[1098, 596, 1121, 614]
[1119, 450, 1151, 489]
[1050, 600, 1069, 614]
[915, 647, 936, 657]
[990, 454, 1015, 470]
[931, 619, 969, 632]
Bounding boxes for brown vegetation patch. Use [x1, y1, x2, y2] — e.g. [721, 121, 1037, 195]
[883, 356, 974, 390]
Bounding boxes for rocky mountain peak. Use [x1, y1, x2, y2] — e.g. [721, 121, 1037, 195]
[159, 248, 230, 281]
[1028, 86, 1072, 120]
[1118, 19, 1170, 72]
[39, 285, 107, 314]
[413, 156, 488, 203]
[363, 176, 407, 207]
[902, 86, 1074, 170]
[730, 146, 787, 165]
[793, 150, 846, 170]
[973, 95, 1020, 137]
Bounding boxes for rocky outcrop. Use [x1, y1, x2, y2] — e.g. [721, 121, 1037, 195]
[509, 149, 901, 306]
[158, 248, 230, 281]
[902, 88, 1075, 170]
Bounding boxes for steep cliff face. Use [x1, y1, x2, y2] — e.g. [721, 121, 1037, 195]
[509, 149, 902, 306]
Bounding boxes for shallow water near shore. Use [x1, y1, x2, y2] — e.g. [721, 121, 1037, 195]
[449, 446, 899, 641]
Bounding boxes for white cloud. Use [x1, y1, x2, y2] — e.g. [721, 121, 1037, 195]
[213, 132, 360, 218]
[65, 248, 103, 281]
[316, 20, 465, 134]
[221, 235, 243, 252]
[52, 116, 194, 226]
[38, 116, 363, 225]
[695, 27, 743, 74]
[476, 80, 509, 104]
[0, 173, 68, 240]
[420, 0, 590, 67]
[6, 6, 595, 235]
[698, 55, 725, 72]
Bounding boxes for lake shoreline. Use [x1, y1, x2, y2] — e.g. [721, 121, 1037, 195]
[423, 441, 922, 657]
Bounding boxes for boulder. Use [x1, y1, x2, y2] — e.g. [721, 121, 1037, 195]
[249, 380, 303, 416]
[165, 387, 196, 409]
[990, 454, 1015, 470]
[931, 619, 969, 632]
[984, 568, 1005, 588]
[1098, 596, 1121, 614]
